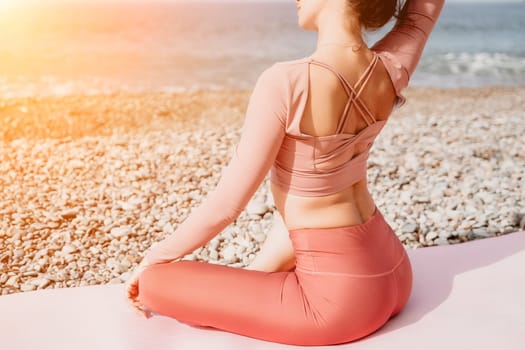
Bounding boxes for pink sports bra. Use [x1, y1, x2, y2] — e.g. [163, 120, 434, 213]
[270, 51, 391, 196]
[143, 0, 445, 264]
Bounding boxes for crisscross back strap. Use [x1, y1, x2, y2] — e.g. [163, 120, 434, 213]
[309, 53, 379, 133]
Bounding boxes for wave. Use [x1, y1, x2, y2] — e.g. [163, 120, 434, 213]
[412, 52, 525, 87]
[0, 75, 227, 100]
[1, 52, 524, 99]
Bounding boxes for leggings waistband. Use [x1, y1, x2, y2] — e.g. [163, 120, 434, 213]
[288, 205, 383, 236]
[287, 206, 407, 276]
[294, 250, 408, 278]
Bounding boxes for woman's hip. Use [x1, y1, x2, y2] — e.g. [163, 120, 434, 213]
[288, 206, 408, 277]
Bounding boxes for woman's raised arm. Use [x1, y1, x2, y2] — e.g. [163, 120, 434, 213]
[371, 0, 445, 101]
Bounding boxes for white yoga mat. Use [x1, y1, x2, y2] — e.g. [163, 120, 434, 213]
[1, 230, 524, 350]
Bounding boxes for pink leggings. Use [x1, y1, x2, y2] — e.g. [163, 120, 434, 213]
[137, 206, 413, 346]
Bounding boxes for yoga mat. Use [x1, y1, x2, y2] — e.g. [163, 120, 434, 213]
[1, 230, 524, 349]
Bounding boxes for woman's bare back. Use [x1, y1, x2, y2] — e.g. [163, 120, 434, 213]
[272, 48, 398, 232]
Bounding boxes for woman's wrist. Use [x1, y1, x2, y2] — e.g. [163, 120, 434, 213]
[143, 240, 183, 266]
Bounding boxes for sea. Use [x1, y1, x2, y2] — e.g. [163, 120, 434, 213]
[0, 0, 524, 99]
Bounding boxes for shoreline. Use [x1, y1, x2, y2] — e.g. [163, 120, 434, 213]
[0, 85, 524, 295]
[1, 85, 524, 141]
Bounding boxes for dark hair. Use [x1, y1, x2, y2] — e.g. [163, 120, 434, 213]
[346, 0, 413, 32]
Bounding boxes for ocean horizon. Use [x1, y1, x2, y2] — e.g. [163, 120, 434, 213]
[0, 1, 524, 99]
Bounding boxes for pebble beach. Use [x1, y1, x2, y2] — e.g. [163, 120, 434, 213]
[1, 85, 524, 296]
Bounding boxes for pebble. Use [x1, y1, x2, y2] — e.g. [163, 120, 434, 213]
[426, 231, 439, 241]
[253, 233, 267, 243]
[246, 201, 268, 216]
[30, 278, 51, 289]
[20, 283, 37, 292]
[209, 250, 219, 261]
[60, 209, 78, 220]
[61, 244, 78, 255]
[6, 276, 18, 288]
[220, 245, 237, 264]
[435, 236, 450, 246]
[162, 222, 175, 235]
[401, 223, 418, 234]
[47, 222, 60, 229]
[472, 228, 491, 237]
[110, 226, 132, 238]
[208, 238, 220, 251]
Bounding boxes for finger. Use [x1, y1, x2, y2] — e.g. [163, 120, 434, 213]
[127, 294, 141, 306]
[126, 280, 137, 288]
[137, 303, 153, 319]
[126, 283, 138, 295]
[131, 297, 143, 309]
[134, 306, 147, 318]
[126, 288, 136, 298]
[127, 284, 137, 294]
[133, 302, 150, 319]
[128, 299, 146, 318]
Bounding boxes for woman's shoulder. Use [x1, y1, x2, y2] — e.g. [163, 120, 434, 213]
[251, 57, 310, 119]
[272, 56, 311, 76]
[275, 56, 311, 66]
[256, 57, 309, 90]
[264, 56, 310, 85]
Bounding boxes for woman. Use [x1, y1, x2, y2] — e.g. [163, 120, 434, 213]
[125, 0, 445, 346]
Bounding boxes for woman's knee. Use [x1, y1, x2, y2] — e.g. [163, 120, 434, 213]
[137, 264, 159, 307]
[138, 265, 169, 311]
[137, 261, 192, 304]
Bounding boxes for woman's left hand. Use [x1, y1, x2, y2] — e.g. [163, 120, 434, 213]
[124, 257, 154, 319]
[124, 243, 183, 319]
